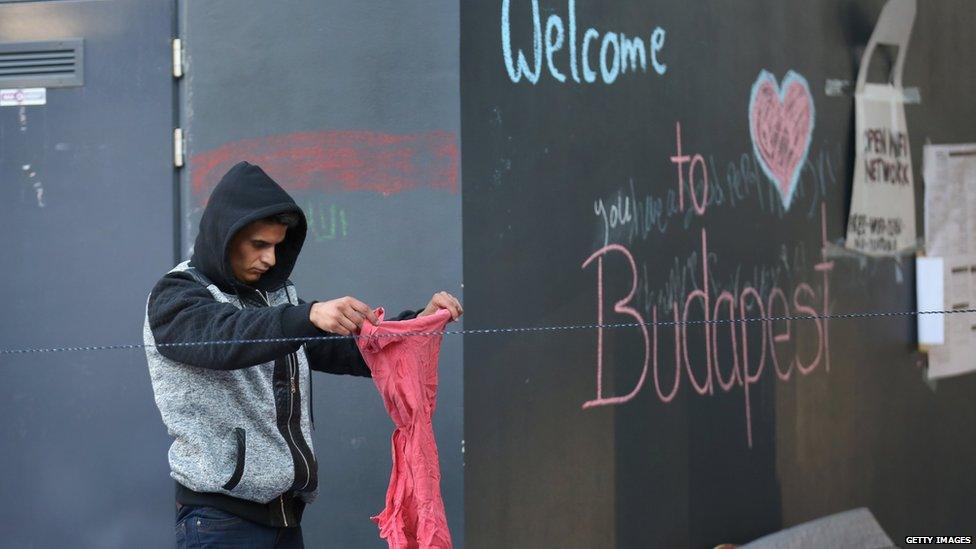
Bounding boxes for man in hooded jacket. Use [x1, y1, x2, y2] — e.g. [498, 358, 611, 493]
[143, 161, 462, 547]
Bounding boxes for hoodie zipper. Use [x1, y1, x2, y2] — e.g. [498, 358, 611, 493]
[258, 290, 313, 494]
[280, 495, 288, 527]
[287, 352, 311, 491]
[237, 289, 291, 526]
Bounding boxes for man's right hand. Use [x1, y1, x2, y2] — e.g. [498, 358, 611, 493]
[308, 297, 380, 335]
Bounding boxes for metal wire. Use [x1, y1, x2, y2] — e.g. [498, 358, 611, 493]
[1, 308, 972, 355]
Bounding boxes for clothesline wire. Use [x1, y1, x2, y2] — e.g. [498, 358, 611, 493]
[0, 308, 973, 355]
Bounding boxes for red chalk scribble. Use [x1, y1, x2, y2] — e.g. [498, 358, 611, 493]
[190, 130, 458, 203]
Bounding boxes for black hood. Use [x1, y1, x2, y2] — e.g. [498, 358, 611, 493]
[190, 161, 307, 293]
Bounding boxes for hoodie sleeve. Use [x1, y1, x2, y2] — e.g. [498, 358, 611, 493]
[300, 298, 423, 377]
[147, 272, 319, 370]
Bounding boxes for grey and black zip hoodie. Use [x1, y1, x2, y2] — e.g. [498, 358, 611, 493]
[143, 161, 419, 527]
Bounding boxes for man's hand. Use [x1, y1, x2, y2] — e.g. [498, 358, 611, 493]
[308, 297, 380, 335]
[418, 291, 463, 321]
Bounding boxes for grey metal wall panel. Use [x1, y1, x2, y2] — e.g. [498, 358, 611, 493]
[0, 0, 176, 547]
[179, 1, 463, 546]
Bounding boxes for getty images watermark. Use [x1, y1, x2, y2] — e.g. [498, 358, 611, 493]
[905, 536, 972, 544]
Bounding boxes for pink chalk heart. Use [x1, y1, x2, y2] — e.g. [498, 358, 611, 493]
[748, 70, 815, 210]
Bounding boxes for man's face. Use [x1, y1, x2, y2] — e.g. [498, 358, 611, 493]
[228, 220, 287, 285]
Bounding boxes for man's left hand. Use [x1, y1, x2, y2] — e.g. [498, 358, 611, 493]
[418, 291, 463, 321]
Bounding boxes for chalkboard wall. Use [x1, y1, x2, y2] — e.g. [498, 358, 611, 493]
[462, 1, 976, 546]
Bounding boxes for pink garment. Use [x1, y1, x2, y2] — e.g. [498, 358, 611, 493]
[356, 307, 453, 549]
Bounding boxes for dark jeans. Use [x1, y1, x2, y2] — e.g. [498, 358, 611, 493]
[176, 503, 304, 548]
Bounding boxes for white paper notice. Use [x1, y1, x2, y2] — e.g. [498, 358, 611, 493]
[922, 144, 976, 379]
[916, 257, 944, 346]
[924, 256, 976, 379]
[924, 145, 976, 256]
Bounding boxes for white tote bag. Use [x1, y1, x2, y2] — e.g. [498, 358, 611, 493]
[845, 0, 918, 256]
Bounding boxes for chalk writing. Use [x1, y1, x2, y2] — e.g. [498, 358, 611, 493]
[670, 122, 709, 215]
[748, 70, 815, 210]
[592, 143, 838, 247]
[593, 184, 635, 247]
[581, 204, 834, 447]
[580, 244, 650, 406]
[303, 200, 348, 242]
[501, 0, 667, 85]
[637, 241, 812, 315]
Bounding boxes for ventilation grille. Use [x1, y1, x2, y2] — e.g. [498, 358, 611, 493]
[0, 39, 83, 88]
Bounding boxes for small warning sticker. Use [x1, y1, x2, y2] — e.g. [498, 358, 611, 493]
[0, 88, 47, 106]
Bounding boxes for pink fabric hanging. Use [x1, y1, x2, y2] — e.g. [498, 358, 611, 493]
[356, 307, 453, 549]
